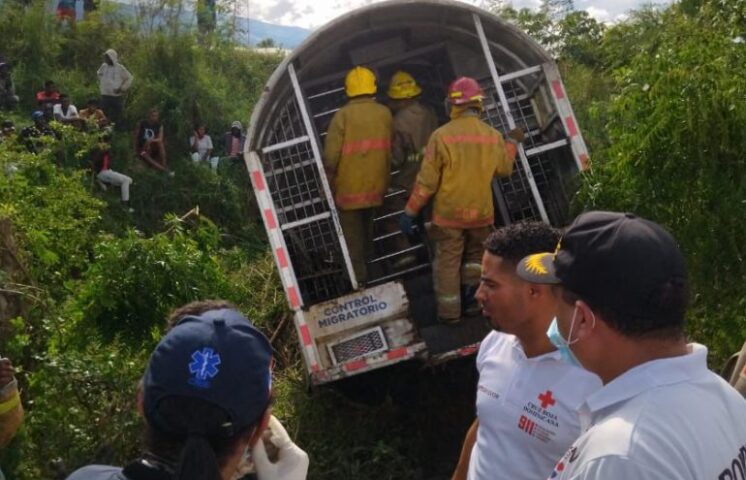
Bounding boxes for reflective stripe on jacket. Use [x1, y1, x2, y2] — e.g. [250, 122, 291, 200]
[0, 380, 23, 449]
[323, 97, 393, 210]
[405, 111, 515, 228]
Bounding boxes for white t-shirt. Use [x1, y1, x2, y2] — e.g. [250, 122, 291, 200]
[547, 343, 746, 480]
[189, 134, 213, 160]
[53, 103, 79, 120]
[467, 331, 602, 480]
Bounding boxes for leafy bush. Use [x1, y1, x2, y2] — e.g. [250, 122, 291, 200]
[575, 5, 746, 363]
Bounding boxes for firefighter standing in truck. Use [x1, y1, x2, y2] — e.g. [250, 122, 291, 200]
[323, 66, 393, 286]
[400, 77, 520, 323]
[386, 70, 439, 266]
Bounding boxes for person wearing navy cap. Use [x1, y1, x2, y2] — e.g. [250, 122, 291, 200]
[516, 211, 746, 480]
[65, 300, 309, 480]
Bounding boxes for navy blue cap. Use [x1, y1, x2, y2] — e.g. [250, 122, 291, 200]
[31, 111, 44, 120]
[517, 211, 687, 319]
[143, 308, 273, 437]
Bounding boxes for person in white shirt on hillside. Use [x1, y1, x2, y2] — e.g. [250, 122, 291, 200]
[189, 123, 219, 170]
[97, 48, 133, 128]
[516, 211, 746, 480]
[452, 221, 602, 480]
[53, 93, 82, 128]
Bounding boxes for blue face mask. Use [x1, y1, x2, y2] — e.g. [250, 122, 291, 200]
[547, 314, 582, 367]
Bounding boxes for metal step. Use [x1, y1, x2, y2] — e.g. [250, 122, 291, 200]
[368, 244, 425, 264]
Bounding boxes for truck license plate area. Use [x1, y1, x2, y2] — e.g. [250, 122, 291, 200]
[328, 326, 389, 365]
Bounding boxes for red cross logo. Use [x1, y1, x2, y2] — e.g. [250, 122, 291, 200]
[538, 390, 556, 409]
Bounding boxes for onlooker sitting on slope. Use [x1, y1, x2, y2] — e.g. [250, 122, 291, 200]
[64, 300, 309, 480]
[53, 93, 83, 128]
[134, 108, 171, 175]
[36, 80, 61, 107]
[0, 120, 16, 143]
[98, 49, 133, 128]
[92, 134, 134, 212]
[79, 98, 109, 130]
[224, 120, 245, 162]
[190, 123, 219, 170]
[21, 111, 58, 153]
[0, 62, 19, 111]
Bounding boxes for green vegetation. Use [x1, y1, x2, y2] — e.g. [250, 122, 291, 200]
[1, 0, 745, 478]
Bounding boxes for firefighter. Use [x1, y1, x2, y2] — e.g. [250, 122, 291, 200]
[386, 70, 439, 267]
[399, 77, 520, 323]
[387, 70, 438, 194]
[323, 66, 393, 286]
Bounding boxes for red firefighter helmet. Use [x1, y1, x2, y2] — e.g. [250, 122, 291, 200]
[447, 76, 485, 105]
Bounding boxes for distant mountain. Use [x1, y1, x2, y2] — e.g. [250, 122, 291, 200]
[234, 16, 310, 48]
[65, 0, 311, 48]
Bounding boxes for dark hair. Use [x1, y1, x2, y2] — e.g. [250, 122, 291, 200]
[59, 93, 69, 100]
[145, 396, 255, 480]
[166, 299, 238, 330]
[560, 278, 689, 339]
[484, 221, 560, 265]
[44, 80, 55, 87]
[87, 98, 98, 106]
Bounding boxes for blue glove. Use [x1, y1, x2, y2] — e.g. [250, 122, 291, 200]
[399, 213, 416, 237]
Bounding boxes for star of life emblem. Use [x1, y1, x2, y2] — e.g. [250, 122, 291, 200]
[188, 347, 221, 388]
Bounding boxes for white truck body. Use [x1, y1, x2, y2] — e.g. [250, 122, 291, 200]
[245, 0, 589, 385]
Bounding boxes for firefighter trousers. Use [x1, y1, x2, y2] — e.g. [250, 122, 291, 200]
[339, 208, 375, 286]
[431, 225, 491, 320]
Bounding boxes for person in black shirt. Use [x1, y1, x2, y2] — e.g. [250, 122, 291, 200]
[20, 111, 58, 154]
[134, 108, 170, 174]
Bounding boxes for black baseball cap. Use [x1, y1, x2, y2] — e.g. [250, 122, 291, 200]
[516, 211, 687, 319]
[143, 308, 273, 437]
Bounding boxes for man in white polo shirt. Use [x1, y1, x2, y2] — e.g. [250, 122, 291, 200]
[517, 211, 746, 480]
[452, 222, 602, 480]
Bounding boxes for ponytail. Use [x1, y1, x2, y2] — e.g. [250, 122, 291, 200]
[175, 434, 222, 480]
[144, 397, 253, 479]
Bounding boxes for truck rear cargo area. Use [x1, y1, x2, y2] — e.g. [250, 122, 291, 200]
[247, 0, 588, 383]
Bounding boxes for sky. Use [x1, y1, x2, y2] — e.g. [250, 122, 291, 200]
[243, 0, 667, 29]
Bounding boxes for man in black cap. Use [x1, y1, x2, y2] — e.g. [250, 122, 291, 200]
[66, 300, 309, 480]
[516, 211, 746, 480]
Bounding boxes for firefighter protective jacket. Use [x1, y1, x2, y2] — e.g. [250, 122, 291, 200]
[323, 97, 393, 210]
[405, 111, 515, 228]
[0, 380, 22, 448]
[391, 100, 439, 190]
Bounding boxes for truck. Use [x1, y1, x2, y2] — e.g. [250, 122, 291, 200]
[244, 0, 590, 387]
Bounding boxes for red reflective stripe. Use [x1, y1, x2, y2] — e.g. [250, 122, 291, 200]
[442, 135, 500, 145]
[566, 117, 578, 137]
[433, 213, 493, 229]
[276, 247, 289, 268]
[387, 347, 409, 360]
[335, 191, 383, 207]
[552, 80, 565, 100]
[299, 324, 312, 346]
[505, 142, 518, 161]
[406, 185, 432, 214]
[252, 171, 266, 191]
[288, 286, 300, 309]
[579, 153, 590, 170]
[458, 344, 479, 356]
[344, 358, 368, 372]
[341, 138, 391, 155]
[264, 209, 277, 229]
